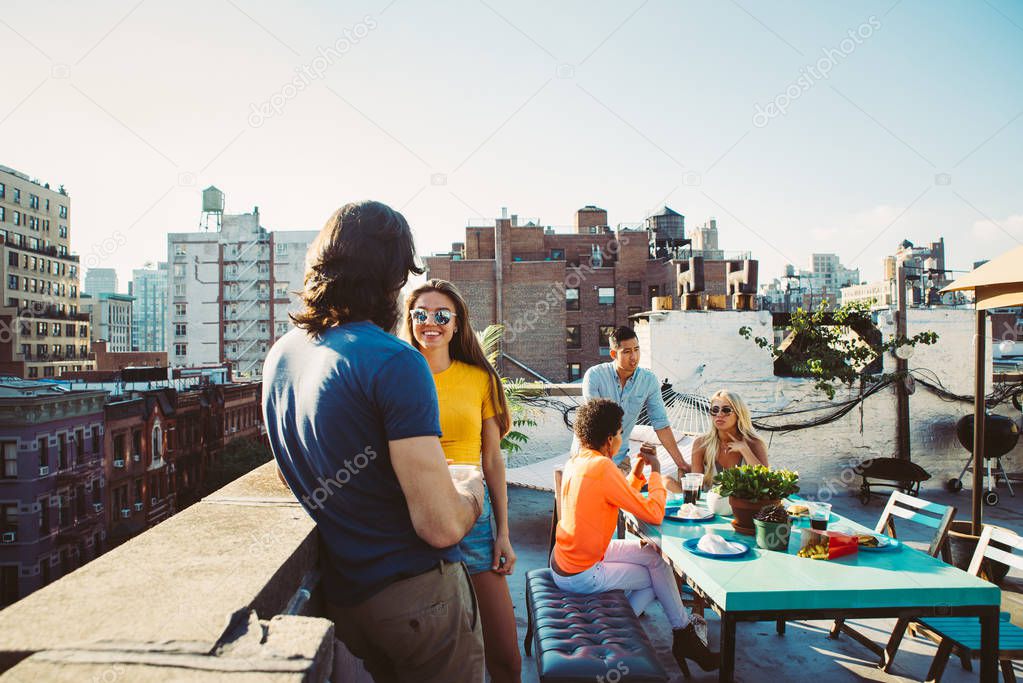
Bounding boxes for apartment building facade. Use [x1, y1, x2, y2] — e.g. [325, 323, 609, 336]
[167, 205, 315, 378]
[0, 165, 93, 379]
[0, 379, 107, 607]
[83, 268, 117, 296]
[424, 206, 757, 382]
[80, 292, 133, 352]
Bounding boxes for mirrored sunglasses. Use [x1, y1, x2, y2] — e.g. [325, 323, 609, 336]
[410, 308, 456, 326]
[709, 405, 734, 416]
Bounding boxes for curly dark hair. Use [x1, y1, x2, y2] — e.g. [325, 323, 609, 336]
[574, 399, 624, 450]
[291, 201, 424, 335]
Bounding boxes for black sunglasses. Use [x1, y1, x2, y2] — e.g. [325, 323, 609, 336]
[410, 308, 456, 326]
[709, 405, 734, 416]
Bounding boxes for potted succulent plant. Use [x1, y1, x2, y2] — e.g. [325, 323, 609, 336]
[753, 504, 792, 551]
[713, 465, 799, 536]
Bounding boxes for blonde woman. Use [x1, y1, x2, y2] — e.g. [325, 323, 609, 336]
[691, 390, 768, 487]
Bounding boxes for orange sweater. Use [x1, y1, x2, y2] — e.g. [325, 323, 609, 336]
[553, 448, 667, 574]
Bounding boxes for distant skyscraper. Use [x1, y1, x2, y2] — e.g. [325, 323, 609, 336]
[84, 268, 118, 296]
[130, 263, 168, 352]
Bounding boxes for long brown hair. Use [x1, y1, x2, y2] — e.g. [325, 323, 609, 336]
[404, 279, 511, 437]
[291, 201, 423, 336]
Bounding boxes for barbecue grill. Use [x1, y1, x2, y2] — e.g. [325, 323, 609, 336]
[947, 413, 1021, 505]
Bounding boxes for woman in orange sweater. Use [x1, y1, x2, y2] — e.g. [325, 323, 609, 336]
[552, 398, 718, 674]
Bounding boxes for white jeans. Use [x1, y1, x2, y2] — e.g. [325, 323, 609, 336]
[552, 539, 689, 630]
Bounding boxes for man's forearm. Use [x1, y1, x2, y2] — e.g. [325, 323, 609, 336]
[655, 427, 689, 472]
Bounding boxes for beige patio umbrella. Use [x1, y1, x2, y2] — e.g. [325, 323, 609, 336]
[941, 244, 1023, 533]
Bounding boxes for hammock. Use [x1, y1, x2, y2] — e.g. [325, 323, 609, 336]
[506, 384, 711, 491]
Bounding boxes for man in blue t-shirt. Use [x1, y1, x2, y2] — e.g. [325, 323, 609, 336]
[262, 201, 486, 682]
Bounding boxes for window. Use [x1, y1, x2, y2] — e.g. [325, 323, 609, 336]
[58, 225, 67, 238]
[598, 287, 615, 305]
[151, 425, 162, 463]
[13, 211, 20, 226]
[174, 303, 186, 316]
[13, 188, 20, 203]
[28, 367, 38, 378]
[38, 438, 48, 469]
[1, 503, 16, 533]
[91, 429, 99, 454]
[550, 248, 565, 260]
[174, 284, 185, 297]
[7, 275, 16, 290]
[59, 205, 67, 218]
[0, 183, 4, 198]
[0, 207, 4, 222]
[566, 326, 581, 349]
[29, 194, 39, 209]
[598, 325, 615, 350]
[58, 434, 67, 469]
[174, 343, 187, 356]
[174, 323, 186, 336]
[565, 288, 580, 311]
[567, 363, 582, 382]
[275, 242, 287, 255]
[628, 280, 641, 296]
[1, 442, 16, 478]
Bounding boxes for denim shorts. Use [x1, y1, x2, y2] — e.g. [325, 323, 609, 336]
[459, 486, 494, 575]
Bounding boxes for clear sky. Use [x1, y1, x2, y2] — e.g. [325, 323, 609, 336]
[1, 0, 1021, 289]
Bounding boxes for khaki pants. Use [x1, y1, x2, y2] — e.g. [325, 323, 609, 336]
[327, 560, 484, 683]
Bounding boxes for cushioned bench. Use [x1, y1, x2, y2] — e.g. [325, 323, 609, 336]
[524, 568, 670, 683]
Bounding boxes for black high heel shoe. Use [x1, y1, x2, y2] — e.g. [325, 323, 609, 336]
[672, 622, 720, 677]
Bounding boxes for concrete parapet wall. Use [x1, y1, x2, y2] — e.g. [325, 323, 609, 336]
[0, 462, 331, 681]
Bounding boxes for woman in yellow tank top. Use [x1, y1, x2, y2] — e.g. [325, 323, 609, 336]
[404, 279, 521, 683]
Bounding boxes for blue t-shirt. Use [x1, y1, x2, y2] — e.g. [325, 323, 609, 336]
[262, 321, 459, 606]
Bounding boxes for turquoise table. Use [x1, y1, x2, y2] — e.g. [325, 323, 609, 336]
[625, 505, 1002, 682]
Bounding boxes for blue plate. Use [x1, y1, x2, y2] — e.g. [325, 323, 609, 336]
[682, 537, 752, 559]
[665, 505, 715, 523]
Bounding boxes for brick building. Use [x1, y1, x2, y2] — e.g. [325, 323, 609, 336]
[424, 206, 758, 382]
[0, 379, 107, 607]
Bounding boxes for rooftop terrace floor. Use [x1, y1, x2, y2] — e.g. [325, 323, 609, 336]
[503, 481, 1023, 683]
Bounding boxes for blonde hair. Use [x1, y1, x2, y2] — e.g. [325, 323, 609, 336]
[699, 390, 760, 487]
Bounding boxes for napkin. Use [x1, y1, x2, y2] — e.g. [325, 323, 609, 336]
[675, 503, 704, 519]
[697, 534, 745, 555]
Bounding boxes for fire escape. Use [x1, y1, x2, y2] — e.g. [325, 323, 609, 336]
[223, 231, 270, 378]
[56, 433, 104, 564]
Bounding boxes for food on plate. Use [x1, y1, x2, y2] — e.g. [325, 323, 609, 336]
[697, 534, 744, 555]
[797, 542, 829, 559]
[676, 503, 703, 518]
[857, 534, 881, 548]
[786, 504, 810, 517]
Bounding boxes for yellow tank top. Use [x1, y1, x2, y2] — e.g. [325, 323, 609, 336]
[433, 360, 498, 466]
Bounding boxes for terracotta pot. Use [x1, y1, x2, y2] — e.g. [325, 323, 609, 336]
[729, 497, 780, 536]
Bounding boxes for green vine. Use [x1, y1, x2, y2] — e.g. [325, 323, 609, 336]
[478, 324, 536, 453]
[739, 301, 939, 400]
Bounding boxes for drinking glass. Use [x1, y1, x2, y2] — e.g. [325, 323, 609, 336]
[683, 473, 704, 505]
[809, 502, 832, 531]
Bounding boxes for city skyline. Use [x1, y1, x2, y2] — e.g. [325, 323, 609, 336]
[1, 1, 1020, 289]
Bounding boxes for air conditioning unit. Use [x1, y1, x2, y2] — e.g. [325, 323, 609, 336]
[133, 502, 143, 512]
[132, 454, 140, 462]
[38, 465, 49, 476]
[1, 532, 15, 543]
[92, 503, 102, 513]
[113, 459, 125, 468]
[120, 509, 131, 518]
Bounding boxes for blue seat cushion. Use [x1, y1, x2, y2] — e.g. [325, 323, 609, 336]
[527, 568, 669, 683]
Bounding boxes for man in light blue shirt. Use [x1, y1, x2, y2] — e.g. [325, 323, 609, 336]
[582, 326, 689, 475]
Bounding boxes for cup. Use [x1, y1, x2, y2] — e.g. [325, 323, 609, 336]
[682, 473, 704, 505]
[448, 464, 479, 483]
[809, 502, 832, 531]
